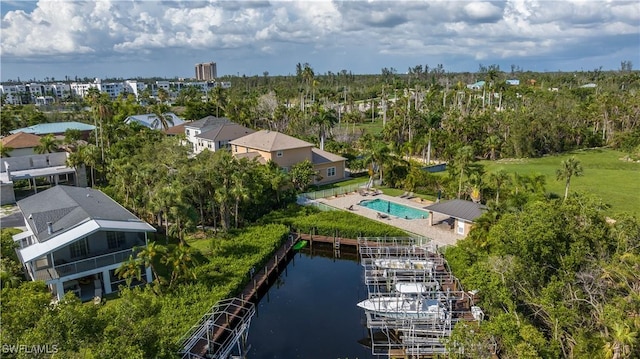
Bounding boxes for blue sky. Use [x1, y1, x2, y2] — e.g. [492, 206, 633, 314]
[1, 0, 639, 82]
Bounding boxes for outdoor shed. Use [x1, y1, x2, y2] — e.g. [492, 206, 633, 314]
[423, 199, 487, 236]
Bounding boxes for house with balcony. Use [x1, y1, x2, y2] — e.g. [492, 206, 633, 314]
[183, 116, 254, 154]
[229, 130, 346, 185]
[12, 186, 156, 301]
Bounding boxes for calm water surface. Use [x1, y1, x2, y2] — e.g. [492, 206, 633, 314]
[247, 245, 379, 359]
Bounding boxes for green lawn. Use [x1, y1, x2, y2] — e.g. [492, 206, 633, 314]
[335, 118, 384, 136]
[482, 148, 640, 217]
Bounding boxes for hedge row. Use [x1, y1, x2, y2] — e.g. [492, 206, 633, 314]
[289, 210, 407, 238]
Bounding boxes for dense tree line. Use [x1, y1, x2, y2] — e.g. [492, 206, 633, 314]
[445, 194, 640, 358]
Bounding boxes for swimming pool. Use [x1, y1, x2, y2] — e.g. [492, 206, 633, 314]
[358, 199, 429, 220]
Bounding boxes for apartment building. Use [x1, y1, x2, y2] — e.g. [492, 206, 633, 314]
[195, 62, 217, 81]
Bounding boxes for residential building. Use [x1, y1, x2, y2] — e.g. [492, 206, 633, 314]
[70, 81, 100, 98]
[0, 84, 29, 104]
[1, 152, 87, 205]
[1, 132, 42, 157]
[12, 186, 156, 301]
[229, 130, 346, 185]
[195, 62, 217, 81]
[466, 81, 486, 90]
[184, 116, 253, 154]
[35, 96, 55, 106]
[10, 121, 96, 138]
[194, 123, 255, 153]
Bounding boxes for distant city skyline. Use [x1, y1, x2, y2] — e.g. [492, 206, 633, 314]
[1, 1, 638, 82]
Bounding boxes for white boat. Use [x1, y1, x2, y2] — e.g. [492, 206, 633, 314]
[394, 281, 440, 295]
[357, 297, 446, 320]
[373, 258, 433, 270]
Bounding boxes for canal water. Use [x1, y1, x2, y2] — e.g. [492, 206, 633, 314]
[246, 244, 379, 358]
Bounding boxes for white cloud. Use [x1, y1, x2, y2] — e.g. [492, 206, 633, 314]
[0, 0, 638, 79]
[463, 2, 503, 22]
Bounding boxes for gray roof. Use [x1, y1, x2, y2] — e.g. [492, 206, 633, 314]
[17, 186, 146, 242]
[196, 123, 255, 141]
[423, 199, 487, 222]
[185, 116, 231, 130]
[311, 147, 347, 164]
[229, 130, 314, 152]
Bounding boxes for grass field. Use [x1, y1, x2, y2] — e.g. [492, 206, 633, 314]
[481, 148, 640, 217]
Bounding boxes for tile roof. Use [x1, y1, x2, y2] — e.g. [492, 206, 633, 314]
[10, 122, 96, 135]
[17, 186, 146, 242]
[196, 123, 255, 141]
[423, 199, 487, 222]
[311, 147, 347, 164]
[1, 132, 42, 149]
[229, 130, 314, 152]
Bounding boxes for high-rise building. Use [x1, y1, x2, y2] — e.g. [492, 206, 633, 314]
[195, 62, 217, 81]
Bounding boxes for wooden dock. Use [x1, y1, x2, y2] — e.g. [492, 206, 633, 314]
[240, 233, 299, 302]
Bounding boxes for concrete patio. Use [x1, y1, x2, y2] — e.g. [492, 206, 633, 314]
[314, 192, 464, 248]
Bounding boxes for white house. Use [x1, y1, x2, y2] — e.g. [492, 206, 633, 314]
[183, 116, 253, 154]
[12, 186, 156, 301]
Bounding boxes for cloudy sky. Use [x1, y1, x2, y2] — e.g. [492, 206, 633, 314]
[1, 0, 639, 82]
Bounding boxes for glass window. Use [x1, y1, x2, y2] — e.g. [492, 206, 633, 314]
[107, 232, 125, 249]
[69, 238, 89, 258]
[327, 167, 336, 177]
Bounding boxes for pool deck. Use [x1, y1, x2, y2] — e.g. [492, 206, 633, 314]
[314, 192, 464, 247]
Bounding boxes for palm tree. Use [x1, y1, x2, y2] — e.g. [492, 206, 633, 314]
[157, 88, 170, 104]
[361, 139, 392, 186]
[484, 135, 501, 160]
[34, 134, 60, 154]
[556, 157, 583, 200]
[231, 170, 250, 229]
[603, 322, 637, 359]
[162, 243, 197, 288]
[455, 146, 475, 199]
[489, 169, 510, 205]
[208, 86, 227, 117]
[115, 255, 142, 287]
[136, 241, 167, 290]
[148, 103, 173, 130]
[311, 105, 338, 150]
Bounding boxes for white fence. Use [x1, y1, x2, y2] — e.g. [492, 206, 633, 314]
[299, 181, 369, 200]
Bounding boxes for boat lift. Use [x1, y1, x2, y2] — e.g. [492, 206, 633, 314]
[177, 297, 255, 359]
[357, 237, 486, 358]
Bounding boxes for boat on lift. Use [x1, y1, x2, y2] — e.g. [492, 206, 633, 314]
[356, 296, 446, 320]
[372, 258, 434, 270]
[394, 281, 440, 295]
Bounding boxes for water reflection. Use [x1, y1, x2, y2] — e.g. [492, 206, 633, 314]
[246, 243, 379, 358]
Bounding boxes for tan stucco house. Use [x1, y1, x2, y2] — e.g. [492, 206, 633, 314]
[229, 130, 346, 185]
